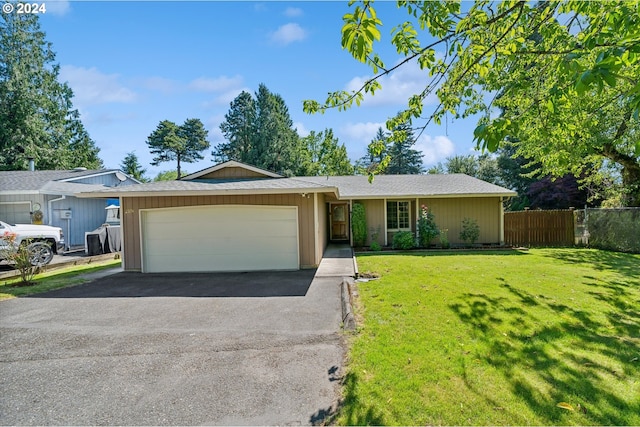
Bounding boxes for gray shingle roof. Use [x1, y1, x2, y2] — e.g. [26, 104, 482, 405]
[75, 173, 516, 199]
[76, 177, 337, 197]
[0, 170, 118, 192]
[297, 174, 516, 198]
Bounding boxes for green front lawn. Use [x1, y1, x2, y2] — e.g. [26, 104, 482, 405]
[0, 259, 121, 300]
[339, 249, 640, 425]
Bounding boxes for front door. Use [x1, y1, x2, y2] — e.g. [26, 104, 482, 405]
[330, 203, 349, 241]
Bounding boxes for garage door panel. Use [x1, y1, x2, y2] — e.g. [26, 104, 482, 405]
[141, 205, 299, 272]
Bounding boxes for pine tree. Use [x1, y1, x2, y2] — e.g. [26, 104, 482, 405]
[146, 118, 209, 179]
[214, 91, 256, 163]
[385, 122, 424, 174]
[0, 12, 101, 170]
[120, 151, 147, 182]
[214, 84, 301, 175]
[356, 127, 389, 174]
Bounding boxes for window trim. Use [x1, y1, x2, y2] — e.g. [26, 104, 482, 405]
[386, 200, 411, 232]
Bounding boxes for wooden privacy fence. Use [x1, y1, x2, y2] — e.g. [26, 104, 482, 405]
[504, 209, 575, 247]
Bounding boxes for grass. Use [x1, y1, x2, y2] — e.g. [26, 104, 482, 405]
[0, 259, 121, 300]
[338, 249, 640, 426]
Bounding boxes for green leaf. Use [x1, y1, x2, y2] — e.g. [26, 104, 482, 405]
[546, 99, 555, 113]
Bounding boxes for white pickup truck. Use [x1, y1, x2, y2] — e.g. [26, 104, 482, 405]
[0, 220, 65, 266]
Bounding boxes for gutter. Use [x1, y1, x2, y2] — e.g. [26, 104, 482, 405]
[48, 195, 66, 225]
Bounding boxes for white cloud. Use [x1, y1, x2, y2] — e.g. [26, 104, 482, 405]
[142, 76, 178, 94]
[284, 7, 303, 17]
[270, 23, 307, 46]
[340, 122, 385, 144]
[60, 65, 136, 107]
[344, 59, 437, 107]
[414, 134, 455, 165]
[188, 75, 244, 93]
[293, 122, 310, 137]
[45, 0, 70, 16]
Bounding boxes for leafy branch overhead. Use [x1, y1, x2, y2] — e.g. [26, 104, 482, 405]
[304, 0, 640, 206]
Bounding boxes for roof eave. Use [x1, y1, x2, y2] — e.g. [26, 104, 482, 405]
[336, 192, 517, 200]
[75, 187, 340, 198]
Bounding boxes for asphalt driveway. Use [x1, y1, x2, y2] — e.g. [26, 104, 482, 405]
[0, 269, 345, 425]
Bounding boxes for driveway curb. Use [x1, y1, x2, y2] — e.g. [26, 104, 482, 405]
[341, 278, 356, 331]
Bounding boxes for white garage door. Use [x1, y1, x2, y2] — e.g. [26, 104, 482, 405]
[140, 205, 299, 273]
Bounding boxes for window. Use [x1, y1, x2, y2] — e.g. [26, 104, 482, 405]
[387, 201, 410, 230]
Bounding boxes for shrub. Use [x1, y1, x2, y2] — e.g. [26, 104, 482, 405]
[351, 203, 367, 247]
[586, 208, 640, 253]
[392, 231, 415, 250]
[417, 205, 439, 248]
[0, 232, 40, 285]
[369, 226, 382, 250]
[459, 218, 480, 245]
[439, 228, 450, 248]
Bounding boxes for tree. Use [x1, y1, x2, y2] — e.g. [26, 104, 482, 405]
[385, 121, 424, 174]
[120, 151, 147, 182]
[153, 170, 186, 182]
[300, 129, 354, 176]
[358, 124, 423, 175]
[215, 91, 256, 164]
[214, 84, 302, 176]
[356, 127, 390, 174]
[304, 1, 640, 205]
[0, 12, 102, 170]
[430, 154, 502, 185]
[147, 118, 209, 179]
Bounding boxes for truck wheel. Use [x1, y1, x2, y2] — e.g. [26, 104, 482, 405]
[27, 241, 54, 266]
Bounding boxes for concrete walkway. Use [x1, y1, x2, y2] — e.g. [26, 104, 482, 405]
[315, 244, 356, 278]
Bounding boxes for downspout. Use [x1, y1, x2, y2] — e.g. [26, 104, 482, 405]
[119, 196, 126, 270]
[47, 196, 66, 226]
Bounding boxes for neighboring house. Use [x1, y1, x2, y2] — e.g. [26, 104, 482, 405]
[0, 168, 140, 248]
[76, 160, 516, 273]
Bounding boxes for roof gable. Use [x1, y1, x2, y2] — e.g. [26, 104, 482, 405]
[181, 161, 282, 181]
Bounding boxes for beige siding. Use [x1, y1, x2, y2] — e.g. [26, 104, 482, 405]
[359, 199, 385, 246]
[316, 193, 328, 261]
[419, 197, 502, 245]
[199, 167, 271, 179]
[121, 193, 324, 271]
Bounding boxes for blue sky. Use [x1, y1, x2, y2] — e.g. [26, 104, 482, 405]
[38, 1, 481, 177]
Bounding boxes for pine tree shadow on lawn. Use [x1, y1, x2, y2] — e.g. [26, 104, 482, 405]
[448, 278, 640, 425]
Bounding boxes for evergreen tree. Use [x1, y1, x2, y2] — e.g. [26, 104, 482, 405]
[213, 84, 301, 176]
[384, 122, 424, 174]
[146, 118, 209, 179]
[120, 151, 147, 182]
[356, 127, 389, 174]
[215, 91, 256, 164]
[0, 12, 101, 170]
